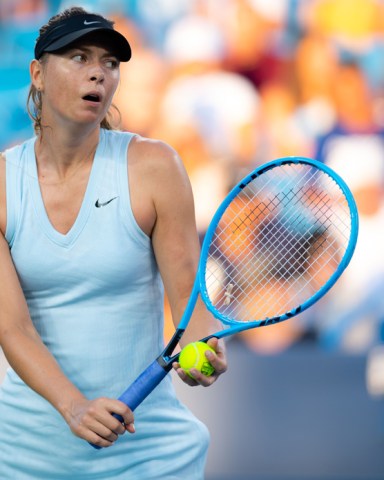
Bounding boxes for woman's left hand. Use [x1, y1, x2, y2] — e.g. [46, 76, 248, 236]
[173, 337, 227, 387]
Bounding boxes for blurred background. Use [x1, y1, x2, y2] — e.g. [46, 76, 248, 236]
[1, 0, 384, 479]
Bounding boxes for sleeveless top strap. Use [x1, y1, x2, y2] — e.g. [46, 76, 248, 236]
[4, 139, 34, 247]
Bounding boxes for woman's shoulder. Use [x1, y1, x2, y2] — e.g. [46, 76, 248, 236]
[103, 129, 176, 163]
[128, 133, 185, 176]
[1, 137, 35, 161]
[126, 133, 192, 222]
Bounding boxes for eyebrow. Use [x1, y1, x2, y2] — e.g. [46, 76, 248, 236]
[67, 44, 119, 58]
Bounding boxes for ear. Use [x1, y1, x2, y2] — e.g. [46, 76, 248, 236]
[30, 59, 45, 92]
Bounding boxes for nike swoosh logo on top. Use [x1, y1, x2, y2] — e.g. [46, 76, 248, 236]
[95, 197, 118, 208]
[84, 20, 102, 25]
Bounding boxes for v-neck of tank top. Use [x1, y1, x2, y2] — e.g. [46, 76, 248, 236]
[27, 130, 106, 247]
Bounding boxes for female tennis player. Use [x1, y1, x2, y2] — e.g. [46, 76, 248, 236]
[0, 6, 227, 479]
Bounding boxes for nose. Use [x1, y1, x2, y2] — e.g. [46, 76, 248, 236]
[89, 65, 105, 84]
[90, 73, 104, 84]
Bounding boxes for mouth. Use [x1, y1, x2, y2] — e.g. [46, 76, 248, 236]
[82, 93, 102, 103]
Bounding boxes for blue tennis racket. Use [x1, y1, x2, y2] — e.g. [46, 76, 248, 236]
[92, 156, 358, 449]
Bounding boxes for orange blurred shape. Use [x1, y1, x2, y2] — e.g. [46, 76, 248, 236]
[215, 195, 269, 265]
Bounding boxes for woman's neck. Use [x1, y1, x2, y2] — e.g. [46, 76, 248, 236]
[34, 126, 100, 183]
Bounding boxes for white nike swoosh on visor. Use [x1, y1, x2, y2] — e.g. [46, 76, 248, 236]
[84, 20, 102, 25]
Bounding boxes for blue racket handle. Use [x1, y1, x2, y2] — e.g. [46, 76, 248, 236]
[117, 359, 168, 410]
[90, 359, 168, 449]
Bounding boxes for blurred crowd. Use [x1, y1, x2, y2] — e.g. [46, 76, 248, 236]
[1, 0, 384, 381]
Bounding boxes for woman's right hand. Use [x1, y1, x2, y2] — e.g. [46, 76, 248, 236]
[64, 397, 135, 448]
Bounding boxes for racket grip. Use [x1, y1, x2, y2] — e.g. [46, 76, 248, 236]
[90, 359, 168, 449]
[117, 359, 168, 410]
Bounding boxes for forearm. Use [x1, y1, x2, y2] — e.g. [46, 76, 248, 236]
[1, 324, 135, 446]
[1, 324, 85, 420]
[175, 297, 225, 349]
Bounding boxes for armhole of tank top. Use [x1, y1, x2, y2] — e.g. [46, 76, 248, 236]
[4, 146, 22, 247]
[117, 132, 151, 248]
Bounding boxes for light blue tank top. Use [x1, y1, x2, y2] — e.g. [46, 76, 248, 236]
[0, 129, 209, 479]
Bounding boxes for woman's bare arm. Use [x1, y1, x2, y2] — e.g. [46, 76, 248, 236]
[128, 138, 227, 386]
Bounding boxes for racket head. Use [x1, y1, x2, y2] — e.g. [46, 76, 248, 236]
[198, 157, 358, 330]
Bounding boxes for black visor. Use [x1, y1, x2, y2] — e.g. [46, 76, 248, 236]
[34, 13, 131, 62]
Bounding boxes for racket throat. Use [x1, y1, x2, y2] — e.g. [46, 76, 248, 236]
[156, 355, 173, 371]
[158, 328, 185, 369]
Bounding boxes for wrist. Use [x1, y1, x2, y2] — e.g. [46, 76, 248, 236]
[55, 388, 86, 423]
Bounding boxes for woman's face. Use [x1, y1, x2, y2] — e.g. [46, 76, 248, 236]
[33, 39, 121, 128]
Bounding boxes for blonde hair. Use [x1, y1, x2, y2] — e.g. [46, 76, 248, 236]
[27, 6, 121, 134]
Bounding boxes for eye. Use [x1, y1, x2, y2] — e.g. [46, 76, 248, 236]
[105, 59, 119, 69]
[72, 53, 86, 63]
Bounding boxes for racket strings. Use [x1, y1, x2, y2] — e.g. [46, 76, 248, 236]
[205, 163, 352, 323]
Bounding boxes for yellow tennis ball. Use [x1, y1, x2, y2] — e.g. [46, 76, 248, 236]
[179, 342, 215, 378]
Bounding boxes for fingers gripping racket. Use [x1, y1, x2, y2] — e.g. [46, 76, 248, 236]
[92, 156, 358, 448]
